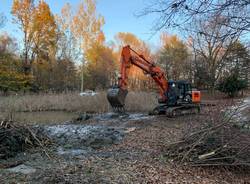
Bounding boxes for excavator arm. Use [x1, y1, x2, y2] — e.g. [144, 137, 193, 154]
[107, 45, 168, 110]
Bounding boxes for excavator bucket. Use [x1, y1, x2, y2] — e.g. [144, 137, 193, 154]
[107, 87, 128, 111]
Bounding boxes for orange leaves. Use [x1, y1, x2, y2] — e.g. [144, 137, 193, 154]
[32, 1, 57, 48]
[12, 0, 34, 33]
[84, 44, 117, 89]
[11, 0, 57, 65]
[160, 33, 184, 50]
[115, 32, 153, 83]
[96, 31, 105, 45]
[12, 0, 56, 40]
[115, 32, 152, 59]
[12, 0, 34, 19]
[115, 32, 141, 49]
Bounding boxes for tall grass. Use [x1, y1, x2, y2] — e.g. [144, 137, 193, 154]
[0, 91, 158, 113]
[1, 90, 243, 114]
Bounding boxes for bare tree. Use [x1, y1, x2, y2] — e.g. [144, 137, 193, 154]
[157, 33, 189, 80]
[188, 14, 242, 91]
[0, 13, 6, 29]
[0, 33, 18, 54]
[140, 0, 250, 33]
[11, 0, 35, 74]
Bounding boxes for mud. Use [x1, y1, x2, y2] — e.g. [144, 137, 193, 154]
[0, 112, 153, 183]
[7, 164, 36, 175]
[39, 124, 124, 149]
[93, 112, 152, 121]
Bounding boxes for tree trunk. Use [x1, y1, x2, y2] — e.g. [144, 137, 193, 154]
[81, 64, 84, 93]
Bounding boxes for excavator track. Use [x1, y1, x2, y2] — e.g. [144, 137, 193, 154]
[166, 104, 201, 117]
[151, 104, 201, 117]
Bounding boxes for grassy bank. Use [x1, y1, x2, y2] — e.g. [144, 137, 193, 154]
[1, 90, 247, 115]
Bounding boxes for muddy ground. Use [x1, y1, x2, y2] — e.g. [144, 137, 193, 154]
[1, 105, 250, 183]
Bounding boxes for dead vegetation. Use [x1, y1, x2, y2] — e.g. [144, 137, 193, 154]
[165, 101, 250, 167]
[0, 91, 157, 113]
[0, 120, 50, 159]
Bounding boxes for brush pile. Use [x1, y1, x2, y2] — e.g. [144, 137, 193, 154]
[0, 120, 50, 159]
[165, 104, 250, 167]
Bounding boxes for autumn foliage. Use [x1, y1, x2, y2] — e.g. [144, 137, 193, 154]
[0, 0, 248, 94]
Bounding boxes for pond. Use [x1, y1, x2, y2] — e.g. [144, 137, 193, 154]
[0, 111, 77, 125]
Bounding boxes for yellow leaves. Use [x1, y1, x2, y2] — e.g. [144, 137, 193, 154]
[115, 32, 152, 58]
[12, 0, 34, 33]
[12, 0, 33, 17]
[85, 40, 117, 76]
[85, 43, 113, 68]
[160, 33, 184, 50]
[11, 0, 19, 15]
[115, 32, 141, 49]
[97, 31, 105, 45]
[12, 0, 58, 63]
[160, 33, 189, 64]
[83, 43, 117, 89]
[33, 0, 57, 41]
[70, 0, 105, 52]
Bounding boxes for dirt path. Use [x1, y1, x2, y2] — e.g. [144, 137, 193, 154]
[1, 113, 250, 184]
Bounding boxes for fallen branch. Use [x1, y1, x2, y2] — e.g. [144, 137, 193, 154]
[165, 102, 250, 167]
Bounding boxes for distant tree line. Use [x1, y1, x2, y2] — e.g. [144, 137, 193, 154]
[0, 0, 249, 96]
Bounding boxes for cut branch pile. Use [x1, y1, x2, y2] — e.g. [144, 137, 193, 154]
[165, 105, 250, 167]
[0, 120, 50, 159]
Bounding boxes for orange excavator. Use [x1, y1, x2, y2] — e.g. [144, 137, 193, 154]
[107, 45, 201, 117]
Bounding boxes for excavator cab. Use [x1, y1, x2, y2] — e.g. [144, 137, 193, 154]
[166, 80, 200, 105]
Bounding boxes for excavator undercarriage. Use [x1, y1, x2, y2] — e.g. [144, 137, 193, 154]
[150, 104, 201, 117]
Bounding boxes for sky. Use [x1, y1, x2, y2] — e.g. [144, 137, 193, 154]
[0, 0, 168, 49]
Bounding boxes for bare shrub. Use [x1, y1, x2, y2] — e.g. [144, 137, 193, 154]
[165, 100, 250, 167]
[0, 120, 50, 159]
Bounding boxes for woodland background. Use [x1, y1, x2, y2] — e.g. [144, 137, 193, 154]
[0, 0, 249, 95]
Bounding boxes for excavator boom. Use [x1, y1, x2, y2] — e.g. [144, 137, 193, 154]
[107, 45, 168, 110]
